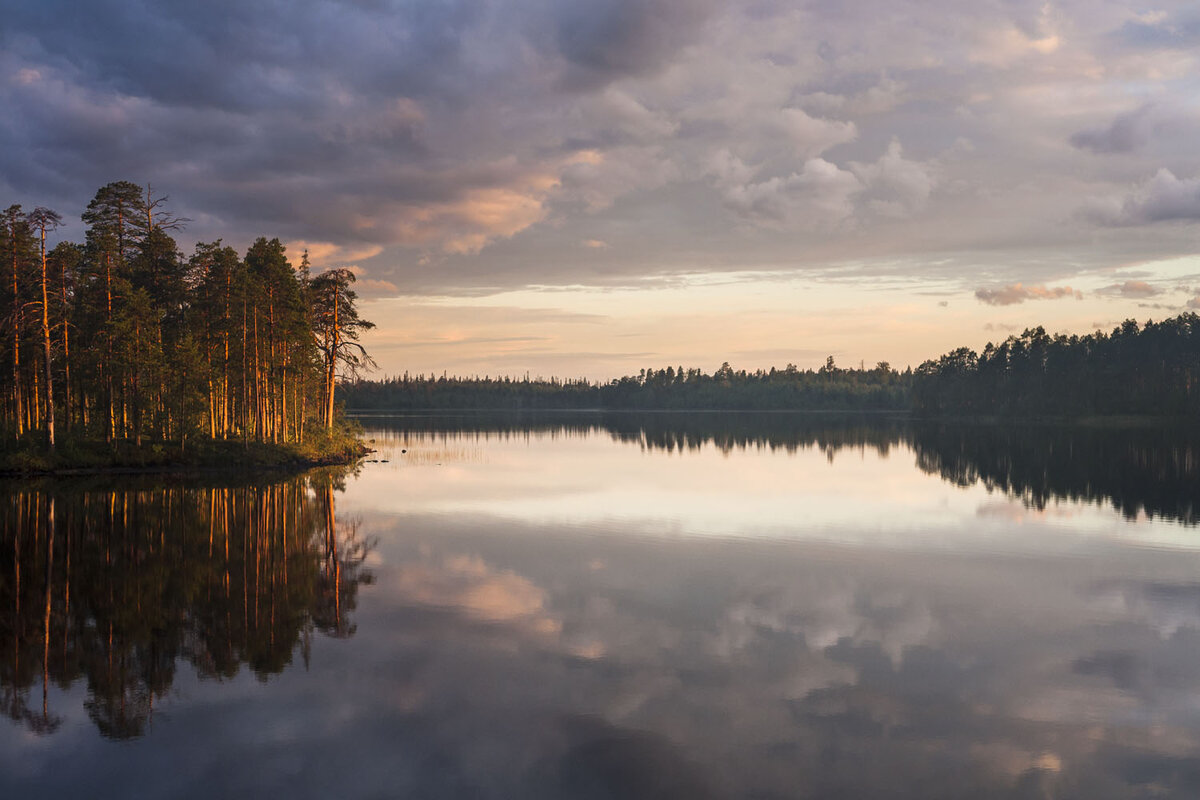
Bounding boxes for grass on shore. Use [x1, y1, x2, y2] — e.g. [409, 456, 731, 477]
[0, 422, 369, 476]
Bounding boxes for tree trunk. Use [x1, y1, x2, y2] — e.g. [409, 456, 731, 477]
[39, 226, 55, 450]
[59, 256, 70, 434]
[105, 253, 114, 443]
[11, 244, 23, 440]
[324, 281, 340, 429]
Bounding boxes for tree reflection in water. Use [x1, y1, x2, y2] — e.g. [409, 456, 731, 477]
[910, 422, 1200, 524]
[0, 470, 371, 739]
[368, 412, 1200, 524]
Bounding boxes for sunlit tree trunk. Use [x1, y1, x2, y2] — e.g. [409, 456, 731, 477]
[105, 253, 115, 443]
[241, 295, 249, 442]
[223, 273, 231, 437]
[325, 280, 340, 429]
[59, 255, 71, 435]
[133, 316, 142, 448]
[253, 305, 262, 440]
[10, 231, 23, 440]
[30, 209, 61, 450]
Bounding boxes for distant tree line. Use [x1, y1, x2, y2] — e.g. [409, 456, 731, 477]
[344, 359, 911, 411]
[1, 182, 373, 458]
[912, 314, 1200, 417]
[349, 313, 1200, 418]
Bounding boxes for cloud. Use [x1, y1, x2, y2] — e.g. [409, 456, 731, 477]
[799, 74, 907, 116]
[975, 283, 1081, 306]
[556, 145, 679, 212]
[969, 24, 1061, 66]
[716, 156, 862, 229]
[1083, 169, 1200, 226]
[850, 139, 937, 219]
[5, 0, 1200, 296]
[1096, 280, 1160, 299]
[1070, 105, 1155, 154]
[553, 0, 717, 89]
[1189, 296, 1200, 310]
[287, 240, 384, 268]
[356, 278, 399, 295]
[1114, 9, 1200, 49]
[708, 138, 936, 229]
[778, 108, 858, 159]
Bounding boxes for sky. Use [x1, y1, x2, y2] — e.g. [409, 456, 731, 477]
[4, 0, 1200, 379]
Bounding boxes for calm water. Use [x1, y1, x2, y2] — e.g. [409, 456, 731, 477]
[4, 413, 1200, 799]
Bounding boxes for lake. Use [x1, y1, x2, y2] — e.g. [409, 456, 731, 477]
[4, 413, 1200, 799]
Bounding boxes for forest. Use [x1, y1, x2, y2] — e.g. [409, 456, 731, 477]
[346, 313, 1200, 419]
[344, 359, 911, 411]
[1, 182, 373, 471]
[911, 314, 1200, 417]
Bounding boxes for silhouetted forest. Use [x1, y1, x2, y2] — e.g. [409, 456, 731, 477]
[345, 360, 910, 411]
[912, 314, 1200, 416]
[2, 182, 372, 467]
[0, 471, 370, 738]
[347, 314, 1200, 419]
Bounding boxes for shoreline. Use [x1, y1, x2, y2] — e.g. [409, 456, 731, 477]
[0, 438, 371, 478]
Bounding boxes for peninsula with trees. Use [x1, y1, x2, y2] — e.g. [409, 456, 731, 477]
[2, 181, 373, 473]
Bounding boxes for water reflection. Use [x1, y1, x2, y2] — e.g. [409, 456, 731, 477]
[363, 412, 1200, 524]
[6, 416, 1200, 799]
[249, 517, 1200, 798]
[361, 410, 909, 457]
[0, 472, 370, 739]
[911, 421, 1200, 524]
